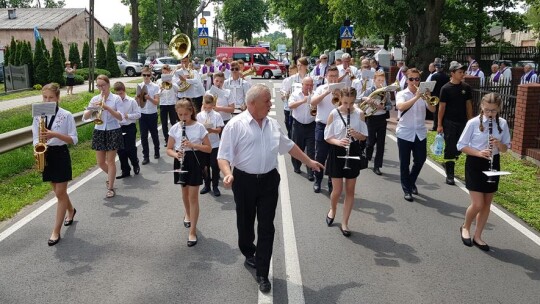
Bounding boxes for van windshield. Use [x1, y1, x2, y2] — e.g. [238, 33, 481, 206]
[262, 52, 278, 62]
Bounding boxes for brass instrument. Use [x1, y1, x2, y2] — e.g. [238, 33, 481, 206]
[359, 85, 396, 117]
[348, 70, 356, 80]
[361, 78, 368, 93]
[161, 80, 172, 90]
[92, 96, 104, 125]
[169, 33, 192, 92]
[242, 67, 257, 77]
[307, 90, 317, 116]
[414, 84, 440, 106]
[34, 116, 48, 172]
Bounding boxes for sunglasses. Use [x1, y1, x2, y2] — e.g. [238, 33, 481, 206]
[408, 77, 421, 82]
[142, 74, 152, 77]
[231, 68, 240, 71]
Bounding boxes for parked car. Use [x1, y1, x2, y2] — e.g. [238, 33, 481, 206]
[150, 56, 180, 79]
[0, 63, 4, 83]
[117, 56, 143, 77]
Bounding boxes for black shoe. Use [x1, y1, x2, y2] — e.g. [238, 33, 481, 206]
[340, 226, 352, 237]
[213, 187, 221, 197]
[245, 256, 256, 268]
[187, 236, 198, 247]
[133, 165, 140, 175]
[63, 208, 76, 226]
[163, 143, 168, 148]
[373, 167, 382, 175]
[404, 193, 413, 202]
[473, 239, 490, 251]
[142, 158, 150, 165]
[412, 186, 418, 195]
[313, 182, 321, 193]
[200, 185, 210, 195]
[307, 174, 314, 181]
[257, 276, 271, 293]
[460, 226, 472, 247]
[116, 172, 131, 179]
[183, 220, 191, 228]
[446, 177, 455, 185]
[294, 168, 301, 174]
[154, 154, 160, 159]
[326, 212, 334, 227]
[48, 236, 61, 246]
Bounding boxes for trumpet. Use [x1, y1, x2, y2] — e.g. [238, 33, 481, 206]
[93, 96, 104, 125]
[414, 84, 440, 106]
[161, 80, 172, 90]
[33, 116, 48, 172]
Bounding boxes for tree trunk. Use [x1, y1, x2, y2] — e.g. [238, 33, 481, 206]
[298, 28, 304, 56]
[128, 0, 139, 62]
[406, 0, 445, 75]
[291, 28, 298, 56]
[383, 35, 390, 50]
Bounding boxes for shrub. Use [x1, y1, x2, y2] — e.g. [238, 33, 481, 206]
[106, 38, 122, 77]
[48, 37, 66, 86]
[95, 38, 107, 70]
[75, 68, 111, 80]
[33, 84, 42, 90]
[73, 74, 84, 85]
[81, 41, 89, 69]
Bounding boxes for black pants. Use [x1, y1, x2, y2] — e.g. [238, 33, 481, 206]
[284, 110, 293, 138]
[204, 147, 220, 187]
[443, 120, 466, 160]
[160, 105, 178, 143]
[192, 96, 203, 113]
[139, 113, 160, 159]
[118, 123, 138, 174]
[232, 168, 280, 278]
[432, 104, 439, 131]
[366, 114, 387, 168]
[314, 122, 330, 183]
[397, 136, 427, 194]
[291, 119, 315, 175]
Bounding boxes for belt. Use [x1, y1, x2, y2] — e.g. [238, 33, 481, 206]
[234, 168, 277, 179]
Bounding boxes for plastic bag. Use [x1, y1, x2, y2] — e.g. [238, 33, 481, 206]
[431, 133, 444, 156]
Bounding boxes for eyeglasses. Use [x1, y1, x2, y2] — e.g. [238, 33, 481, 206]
[231, 68, 240, 71]
[483, 109, 498, 113]
[142, 74, 152, 77]
[408, 77, 421, 82]
[96, 83, 107, 88]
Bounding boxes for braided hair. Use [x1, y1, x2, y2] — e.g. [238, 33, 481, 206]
[478, 93, 503, 133]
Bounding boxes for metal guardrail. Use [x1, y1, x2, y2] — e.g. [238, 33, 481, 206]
[0, 111, 89, 154]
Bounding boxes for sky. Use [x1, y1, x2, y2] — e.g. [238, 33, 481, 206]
[63, 0, 290, 38]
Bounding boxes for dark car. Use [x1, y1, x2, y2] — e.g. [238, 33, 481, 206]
[0, 63, 4, 83]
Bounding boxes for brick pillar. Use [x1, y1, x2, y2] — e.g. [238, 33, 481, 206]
[511, 83, 540, 158]
[389, 65, 398, 84]
[464, 75, 481, 115]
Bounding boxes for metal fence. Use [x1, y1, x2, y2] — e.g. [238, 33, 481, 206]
[472, 77, 517, 132]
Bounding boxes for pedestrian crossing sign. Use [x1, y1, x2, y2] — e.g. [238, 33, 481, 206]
[341, 39, 351, 48]
[198, 27, 209, 38]
[340, 26, 353, 39]
[199, 38, 208, 46]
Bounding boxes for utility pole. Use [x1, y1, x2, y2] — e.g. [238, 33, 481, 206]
[158, 0, 164, 57]
[88, 0, 95, 92]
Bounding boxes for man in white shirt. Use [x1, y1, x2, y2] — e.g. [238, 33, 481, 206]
[156, 65, 179, 146]
[395, 68, 436, 201]
[465, 55, 477, 74]
[426, 62, 436, 81]
[114, 81, 141, 178]
[352, 58, 374, 99]
[173, 55, 205, 112]
[310, 54, 329, 87]
[520, 64, 538, 84]
[217, 84, 323, 294]
[282, 53, 290, 77]
[337, 53, 358, 87]
[138, 67, 161, 165]
[499, 60, 512, 83]
[224, 61, 252, 113]
[467, 62, 485, 86]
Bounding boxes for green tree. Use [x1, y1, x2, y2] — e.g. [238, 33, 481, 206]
[9, 37, 17, 65]
[109, 23, 126, 41]
[81, 41, 89, 68]
[106, 38, 122, 77]
[68, 43, 81, 68]
[19, 41, 33, 84]
[4, 45, 10, 66]
[35, 0, 65, 7]
[222, 0, 268, 46]
[121, 0, 140, 61]
[0, 0, 33, 8]
[525, 3, 540, 38]
[57, 39, 66, 65]
[95, 38, 107, 70]
[48, 37, 65, 86]
[34, 38, 49, 85]
[13, 40, 23, 66]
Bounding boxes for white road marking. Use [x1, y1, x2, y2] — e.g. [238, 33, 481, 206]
[387, 134, 540, 247]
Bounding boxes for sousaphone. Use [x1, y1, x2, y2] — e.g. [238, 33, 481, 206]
[169, 33, 192, 92]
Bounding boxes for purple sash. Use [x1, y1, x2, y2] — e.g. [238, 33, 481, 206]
[219, 63, 230, 71]
[493, 71, 501, 82]
[525, 71, 535, 82]
[202, 65, 215, 74]
[398, 70, 404, 81]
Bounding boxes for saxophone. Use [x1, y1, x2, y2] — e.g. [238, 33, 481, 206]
[34, 116, 48, 172]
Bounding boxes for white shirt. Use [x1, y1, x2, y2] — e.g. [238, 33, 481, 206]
[197, 110, 225, 148]
[280, 76, 294, 111]
[324, 108, 368, 141]
[224, 77, 251, 108]
[426, 72, 435, 82]
[351, 78, 373, 101]
[501, 67, 512, 82]
[313, 83, 337, 124]
[396, 88, 429, 142]
[217, 110, 295, 174]
[290, 90, 315, 124]
[156, 79, 179, 106]
[520, 71, 538, 84]
[32, 107, 78, 146]
[173, 69, 205, 98]
[468, 69, 485, 86]
[87, 93, 122, 130]
[117, 95, 141, 125]
[457, 115, 511, 155]
[337, 64, 358, 87]
[213, 58, 221, 70]
[310, 63, 328, 86]
[168, 121, 208, 151]
[205, 89, 234, 121]
[139, 82, 160, 114]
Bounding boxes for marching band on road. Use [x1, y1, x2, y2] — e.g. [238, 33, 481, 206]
[29, 35, 525, 294]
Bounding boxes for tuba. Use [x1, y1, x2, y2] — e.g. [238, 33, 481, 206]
[34, 116, 48, 172]
[359, 86, 388, 117]
[169, 33, 192, 92]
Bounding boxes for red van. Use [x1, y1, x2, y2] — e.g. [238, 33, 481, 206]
[216, 46, 285, 79]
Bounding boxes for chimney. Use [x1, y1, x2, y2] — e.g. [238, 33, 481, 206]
[8, 9, 17, 20]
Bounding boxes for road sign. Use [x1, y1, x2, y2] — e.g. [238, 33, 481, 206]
[200, 17, 206, 25]
[341, 39, 351, 49]
[340, 26, 353, 39]
[198, 27, 209, 38]
[202, 11, 211, 17]
[199, 38, 208, 46]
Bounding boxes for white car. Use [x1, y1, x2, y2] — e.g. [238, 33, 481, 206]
[150, 57, 180, 78]
[117, 56, 143, 77]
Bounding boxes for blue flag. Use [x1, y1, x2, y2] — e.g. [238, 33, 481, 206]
[33, 26, 41, 42]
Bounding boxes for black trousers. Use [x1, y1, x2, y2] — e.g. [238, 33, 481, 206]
[397, 136, 427, 194]
[314, 122, 330, 183]
[284, 110, 293, 138]
[204, 147, 220, 187]
[443, 120, 466, 160]
[232, 168, 280, 278]
[118, 123, 139, 174]
[139, 113, 160, 159]
[291, 119, 315, 174]
[160, 105, 178, 143]
[192, 96, 203, 113]
[431, 104, 439, 130]
[366, 114, 388, 168]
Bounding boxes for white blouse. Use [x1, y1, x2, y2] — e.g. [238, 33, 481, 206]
[196, 110, 225, 148]
[224, 78, 251, 108]
[205, 89, 234, 121]
[324, 108, 368, 141]
[32, 107, 78, 146]
[168, 121, 208, 152]
[457, 115, 511, 155]
[87, 93, 122, 131]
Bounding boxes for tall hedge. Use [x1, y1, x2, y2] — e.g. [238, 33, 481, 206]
[106, 38, 121, 77]
[9, 37, 16, 65]
[13, 40, 23, 66]
[81, 41, 89, 68]
[58, 39, 66, 65]
[95, 38, 106, 70]
[48, 37, 65, 86]
[68, 43, 81, 68]
[34, 38, 49, 85]
[19, 41, 33, 84]
[41, 38, 50, 61]
[4, 46, 10, 66]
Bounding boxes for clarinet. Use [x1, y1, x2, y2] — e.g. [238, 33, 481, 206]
[343, 108, 352, 170]
[486, 117, 496, 183]
[177, 120, 187, 184]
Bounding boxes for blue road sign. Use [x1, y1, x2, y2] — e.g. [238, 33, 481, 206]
[198, 27, 209, 38]
[340, 26, 353, 39]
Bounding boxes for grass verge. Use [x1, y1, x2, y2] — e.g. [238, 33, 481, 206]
[426, 132, 540, 231]
[0, 88, 42, 101]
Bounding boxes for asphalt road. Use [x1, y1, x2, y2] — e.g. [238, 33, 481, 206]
[0, 78, 539, 304]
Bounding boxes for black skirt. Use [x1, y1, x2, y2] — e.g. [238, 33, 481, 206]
[66, 77, 75, 86]
[92, 128, 124, 151]
[43, 145, 72, 183]
[173, 150, 206, 187]
[465, 154, 501, 193]
[326, 141, 362, 179]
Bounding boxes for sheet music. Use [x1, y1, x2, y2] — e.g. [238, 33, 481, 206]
[361, 70, 375, 80]
[32, 103, 56, 117]
[483, 171, 511, 176]
[328, 82, 346, 91]
[209, 85, 226, 98]
[383, 85, 400, 92]
[418, 81, 436, 93]
[161, 74, 172, 82]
